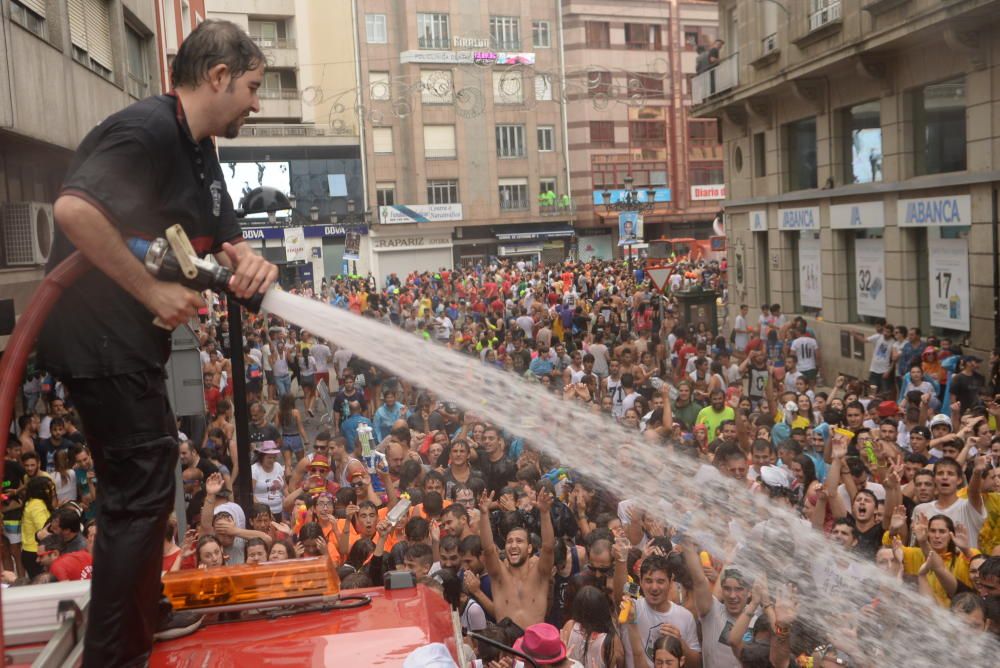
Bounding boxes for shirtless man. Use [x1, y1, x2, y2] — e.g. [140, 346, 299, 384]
[478, 488, 555, 633]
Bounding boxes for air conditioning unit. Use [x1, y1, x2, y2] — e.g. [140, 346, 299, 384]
[2, 201, 54, 266]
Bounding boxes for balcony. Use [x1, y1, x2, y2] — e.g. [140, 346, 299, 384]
[252, 37, 297, 68]
[221, 122, 358, 148]
[418, 36, 450, 49]
[500, 199, 529, 212]
[258, 90, 302, 120]
[539, 203, 575, 217]
[691, 53, 738, 106]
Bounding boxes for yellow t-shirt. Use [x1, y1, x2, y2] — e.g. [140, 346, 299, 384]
[957, 488, 1000, 555]
[21, 498, 51, 553]
[899, 546, 978, 607]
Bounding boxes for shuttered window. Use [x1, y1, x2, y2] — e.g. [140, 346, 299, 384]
[372, 127, 393, 154]
[18, 0, 47, 17]
[69, 0, 114, 75]
[423, 125, 456, 159]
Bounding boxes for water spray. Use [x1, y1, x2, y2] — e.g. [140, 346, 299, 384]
[261, 289, 997, 665]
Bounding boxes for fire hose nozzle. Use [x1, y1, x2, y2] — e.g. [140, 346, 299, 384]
[127, 235, 265, 321]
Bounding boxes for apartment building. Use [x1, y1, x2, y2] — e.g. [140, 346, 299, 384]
[692, 0, 1000, 379]
[207, 0, 363, 287]
[355, 0, 572, 280]
[563, 0, 723, 261]
[0, 0, 164, 352]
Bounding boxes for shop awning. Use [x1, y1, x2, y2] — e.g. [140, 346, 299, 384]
[493, 223, 574, 241]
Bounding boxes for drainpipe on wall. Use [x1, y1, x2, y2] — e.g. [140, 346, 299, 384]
[557, 0, 572, 242]
[350, 0, 371, 274]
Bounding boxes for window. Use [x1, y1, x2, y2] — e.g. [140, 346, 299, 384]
[753, 132, 767, 177]
[420, 70, 453, 104]
[843, 101, 882, 184]
[688, 119, 717, 145]
[683, 28, 700, 50]
[490, 16, 520, 51]
[10, 0, 48, 39]
[630, 121, 666, 145]
[590, 121, 615, 148]
[496, 125, 526, 158]
[68, 0, 114, 80]
[588, 71, 613, 97]
[369, 72, 391, 101]
[376, 183, 396, 207]
[628, 73, 664, 98]
[427, 180, 458, 204]
[538, 126, 554, 152]
[808, 0, 841, 31]
[690, 162, 724, 185]
[366, 14, 387, 43]
[499, 179, 529, 211]
[372, 127, 393, 154]
[532, 20, 551, 48]
[493, 71, 524, 104]
[423, 125, 457, 159]
[418, 13, 450, 49]
[585, 21, 610, 48]
[625, 24, 661, 50]
[125, 25, 150, 99]
[248, 20, 279, 46]
[534, 74, 553, 101]
[785, 117, 818, 191]
[913, 78, 966, 176]
[760, 0, 778, 54]
[539, 178, 557, 194]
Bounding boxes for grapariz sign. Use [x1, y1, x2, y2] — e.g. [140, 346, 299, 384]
[373, 236, 451, 250]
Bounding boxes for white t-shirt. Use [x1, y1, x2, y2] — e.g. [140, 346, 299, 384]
[783, 370, 802, 393]
[811, 557, 866, 598]
[790, 337, 818, 372]
[251, 461, 286, 514]
[913, 497, 987, 550]
[622, 598, 701, 668]
[516, 315, 535, 340]
[333, 349, 354, 377]
[733, 314, 749, 351]
[868, 334, 892, 374]
[310, 343, 331, 373]
[699, 598, 742, 668]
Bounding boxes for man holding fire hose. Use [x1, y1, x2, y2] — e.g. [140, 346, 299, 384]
[35, 21, 277, 667]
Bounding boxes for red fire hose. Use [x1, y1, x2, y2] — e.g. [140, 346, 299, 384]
[0, 251, 91, 658]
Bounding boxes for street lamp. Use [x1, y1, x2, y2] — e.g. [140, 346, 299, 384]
[601, 175, 657, 272]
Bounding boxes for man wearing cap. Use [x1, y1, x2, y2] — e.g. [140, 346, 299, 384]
[928, 414, 955, 458]
[950, 356, 986, 415]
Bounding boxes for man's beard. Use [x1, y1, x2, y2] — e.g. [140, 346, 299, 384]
[224, 114, 247, 139]
[507, 553, 528, 568]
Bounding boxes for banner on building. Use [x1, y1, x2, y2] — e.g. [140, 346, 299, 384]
[798, 232, 823, 308]
[343, 231, 361, 261]
[618, 212, 643, 246]
[284, 227, 307, 262]
[578, 235, 613, 261]
[690, 184, 726, 201]
[854, 238, 885, 318]
[379, 204, 463, 225]
[928, 237, 970, 331]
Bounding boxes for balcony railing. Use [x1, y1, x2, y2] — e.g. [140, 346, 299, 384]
[626, 41, 658, 51]
[251, 36, 295, 49]
[539, 203, 575, 216]
[691, 52, 739, 105]
[500, 199, 529, 211]
[237, 123, 356, 138]
[259, 88, 299, 100]
[419, 36, 450, 49]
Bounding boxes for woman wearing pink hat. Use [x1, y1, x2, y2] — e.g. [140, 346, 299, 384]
[513, 622, 584, 667]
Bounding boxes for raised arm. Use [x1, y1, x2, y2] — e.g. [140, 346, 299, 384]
[535, 488, 556, 576]
[477, 491, 503, 579]
[679, 536, 714, 617]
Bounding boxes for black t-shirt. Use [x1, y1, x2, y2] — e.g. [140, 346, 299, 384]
[248, 422, 281, 448]
[2, 460, 26, 522]
[478, 456, 518, 495]
[847, 516, 884, 560]
[37, 94, 244, 378]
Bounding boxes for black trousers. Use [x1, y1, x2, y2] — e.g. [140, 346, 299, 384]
[66, 369, 178, 668]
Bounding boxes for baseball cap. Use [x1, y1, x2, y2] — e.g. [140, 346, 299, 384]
[309, 453, 331, 470]
[759, 465, 791, 489]
[929, 414, 952, 430]
[347, 460, 367, 481]
[910, 425, 931, 439]
[876, 401, 899, 418]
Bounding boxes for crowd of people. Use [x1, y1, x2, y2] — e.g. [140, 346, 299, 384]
[6, 254, 1000, 667]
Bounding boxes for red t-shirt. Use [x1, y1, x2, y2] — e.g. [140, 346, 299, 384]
[204, 387, 221, 417]
[51, 551, 93, 581]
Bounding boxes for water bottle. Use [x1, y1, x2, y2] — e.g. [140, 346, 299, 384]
[356, 422, 385, 493]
